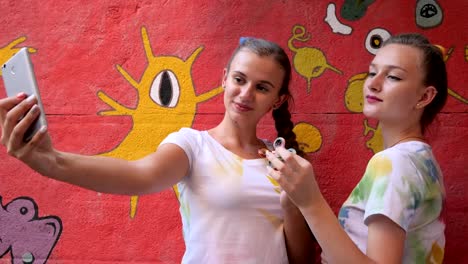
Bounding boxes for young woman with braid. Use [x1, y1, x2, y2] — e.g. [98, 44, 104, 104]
[0, 37, 315, 263]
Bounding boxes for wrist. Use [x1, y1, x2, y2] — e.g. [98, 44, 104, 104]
[298, 193, 327, 216]
[32, 148, 61, 177]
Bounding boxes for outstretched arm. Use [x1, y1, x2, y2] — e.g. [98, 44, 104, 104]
[0, 93, 188, 195]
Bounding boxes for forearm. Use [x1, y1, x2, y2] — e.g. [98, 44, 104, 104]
[283, 203, 316, 263]
[31, 150, 156, 195]
[300, 196, 373, 264]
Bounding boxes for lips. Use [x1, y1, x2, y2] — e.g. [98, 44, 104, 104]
[365, 95, 383, 103]
[233, 102, 253, 111]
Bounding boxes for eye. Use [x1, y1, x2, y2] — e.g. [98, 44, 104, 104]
[387, 75, 401, 81]
[256, 84, 270, 92]
[233, 76, 245, 84]
[150, 70, 180, 108]
[367, 71, 376, 77]
[365, 28, 391, 55]
[20, 206, 28, 215]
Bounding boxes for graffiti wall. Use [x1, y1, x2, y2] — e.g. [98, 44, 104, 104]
[0, 0, 466, 263]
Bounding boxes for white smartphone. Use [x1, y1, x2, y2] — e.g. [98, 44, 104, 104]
[1, 47, 47, 142]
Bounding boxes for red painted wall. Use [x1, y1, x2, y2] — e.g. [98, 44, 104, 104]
[0, 1, 466, 263]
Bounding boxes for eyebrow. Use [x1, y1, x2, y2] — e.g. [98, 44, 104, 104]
[369, 63, 408, 72]
[232, 71, 276, 88]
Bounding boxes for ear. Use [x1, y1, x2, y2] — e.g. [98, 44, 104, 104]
[273, 95, 287, 109]
[222, 68, 228, 88]
[416, 86, 437, 109]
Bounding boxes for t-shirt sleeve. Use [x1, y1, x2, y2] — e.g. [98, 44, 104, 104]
[363, 151, 425, 231]
[158, 128, 201, 172]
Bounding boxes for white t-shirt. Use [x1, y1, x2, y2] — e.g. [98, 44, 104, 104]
[160, 128, 288, 264]
[337, 141, 445, 264]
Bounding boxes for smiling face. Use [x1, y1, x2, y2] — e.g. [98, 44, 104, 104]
[222, 49, 286, 126]
[363, 44, 431, 126]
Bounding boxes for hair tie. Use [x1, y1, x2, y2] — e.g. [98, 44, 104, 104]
[239, 37, 252, 45]
[433, 44, 445, 55]
[434, 44, 453, 62]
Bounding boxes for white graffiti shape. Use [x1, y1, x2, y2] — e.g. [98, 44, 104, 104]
[365, 28, 391, 55]
[416, 0, 443, 28]
[325, 3, 352, 35]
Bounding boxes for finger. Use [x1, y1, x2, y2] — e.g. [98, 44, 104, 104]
[265, 150, 285, 171]
[275, 147, 301, 171]
[266, 165, 281, 181]
[26, 125, 47, 149]
[8, 94, 37, 119]
[0, 93, 28, 115]
[258, 148, 268, 158]
[2, 95, 36, 143]
[0, 94, 27, 144]
[9, 104, 41, 145]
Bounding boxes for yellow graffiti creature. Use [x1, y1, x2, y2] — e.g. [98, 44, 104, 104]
[288, 25, 342, 93]
[97, 27, 223, 218]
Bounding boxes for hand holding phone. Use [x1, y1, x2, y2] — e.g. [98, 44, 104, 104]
[1, 47, 47, 142]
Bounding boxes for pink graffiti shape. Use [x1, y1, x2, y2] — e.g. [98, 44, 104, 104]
[0, 196, 62, 264]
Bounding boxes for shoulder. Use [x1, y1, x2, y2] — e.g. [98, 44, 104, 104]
[164, 127, 205, 142]
[368, 144, 418, 172]
[367, 141, 442, 185]
[174, 127, 202, 136]
[160, 127, 206, 151]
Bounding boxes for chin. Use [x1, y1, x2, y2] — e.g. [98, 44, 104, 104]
[362, 108, 379, 120]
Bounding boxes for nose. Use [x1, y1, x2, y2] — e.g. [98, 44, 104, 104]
[365, 73, 383, 92]
[239, 82, 255, 101]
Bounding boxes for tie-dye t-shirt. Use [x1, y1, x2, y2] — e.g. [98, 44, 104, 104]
[160, 128, 288, 264]
[338, 141, 445, 264]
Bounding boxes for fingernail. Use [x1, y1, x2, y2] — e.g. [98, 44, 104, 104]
[26, 95, 36, 102]
[39, 125, 47, 133]
[16, 92, 27, 99]
[258, 148, 268, 158]
[30, 104, 39, 113]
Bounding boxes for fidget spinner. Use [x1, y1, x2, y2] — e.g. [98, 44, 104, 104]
[258, 137, 297, 167]
[273, 137, 297, 155]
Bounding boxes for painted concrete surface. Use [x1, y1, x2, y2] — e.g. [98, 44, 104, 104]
[0, 0, 466, 263]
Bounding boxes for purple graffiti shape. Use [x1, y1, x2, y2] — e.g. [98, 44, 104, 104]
[0, 196, 62, 264]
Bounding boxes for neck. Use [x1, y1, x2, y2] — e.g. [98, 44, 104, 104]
[381, 123, 425, 149]
[208, 117, 266, 157]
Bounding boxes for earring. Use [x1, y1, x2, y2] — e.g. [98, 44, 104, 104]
[272, 104, 280, 110]
[416, 103, 422, 108]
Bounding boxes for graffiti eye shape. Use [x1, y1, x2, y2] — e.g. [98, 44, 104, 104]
[365, 28, 391, 55]
[20, 206, 28, 215]
[421, 4, 438, 18]
[150, 70, 180, 108]
[312, 66, 323, 74]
